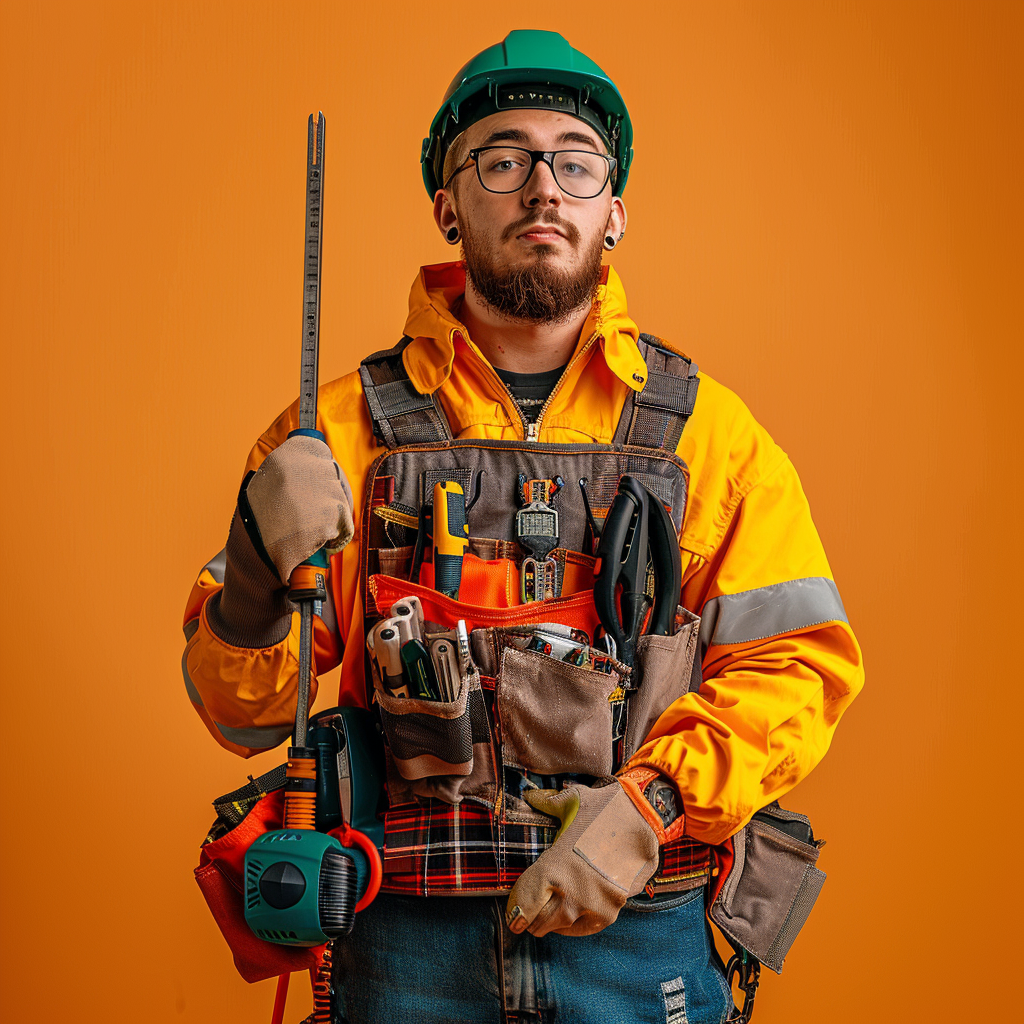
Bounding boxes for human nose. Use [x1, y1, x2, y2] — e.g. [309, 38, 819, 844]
[521, 157, 562, 208]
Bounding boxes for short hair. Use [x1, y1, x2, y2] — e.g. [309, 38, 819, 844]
[442, 131, 471, 195]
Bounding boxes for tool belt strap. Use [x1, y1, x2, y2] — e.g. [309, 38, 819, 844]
[359, 337, 453, 448]
[211, 763, 287, 830]
[613, 334, 700, 452]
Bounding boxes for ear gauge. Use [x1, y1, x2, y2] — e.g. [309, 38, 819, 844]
[446, 226, 461, 244]
[604, 234, 617, 250]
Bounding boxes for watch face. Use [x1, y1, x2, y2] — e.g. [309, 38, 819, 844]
[645, 780, 680, 827]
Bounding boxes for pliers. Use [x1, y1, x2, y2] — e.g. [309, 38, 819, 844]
[593, 476, 682, 669]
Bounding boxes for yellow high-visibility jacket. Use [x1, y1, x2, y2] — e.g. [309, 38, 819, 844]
[183, 261, 864, 846]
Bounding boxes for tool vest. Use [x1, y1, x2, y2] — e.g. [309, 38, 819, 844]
[357, 332, 712, 896]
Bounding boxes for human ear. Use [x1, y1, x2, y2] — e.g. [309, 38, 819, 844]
[604, 197, 627, 246]
[433, 190, 461, 244]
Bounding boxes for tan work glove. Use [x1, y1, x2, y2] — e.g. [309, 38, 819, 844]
[207, 435, 354, 649]
[505, 777, 661, 938]
[245, 434, 354, 586]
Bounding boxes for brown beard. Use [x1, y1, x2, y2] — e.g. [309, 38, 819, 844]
[461, 212, 605, 324]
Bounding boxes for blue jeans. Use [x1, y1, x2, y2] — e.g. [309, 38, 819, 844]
[331, 886, 734, 1023]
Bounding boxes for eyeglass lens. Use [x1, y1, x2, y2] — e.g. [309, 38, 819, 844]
[476, 148, 611, 198]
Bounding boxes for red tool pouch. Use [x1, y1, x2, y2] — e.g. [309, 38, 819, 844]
[194, 788, 325, 983]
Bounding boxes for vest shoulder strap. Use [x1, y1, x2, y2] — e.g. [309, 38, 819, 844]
[359, 337, 453, 448]
[612, 333, 700, 452]
[360, 332, 697, 452]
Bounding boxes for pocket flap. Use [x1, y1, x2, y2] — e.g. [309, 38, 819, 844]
[626, 609, 700, 759]
[498, 646, 621, 776]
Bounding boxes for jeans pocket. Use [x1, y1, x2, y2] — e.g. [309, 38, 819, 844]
[612, 883, 733, 1024]
[624, 883, 706, 913]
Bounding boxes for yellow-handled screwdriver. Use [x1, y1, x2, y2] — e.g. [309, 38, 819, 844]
[433, 481, 469, 599]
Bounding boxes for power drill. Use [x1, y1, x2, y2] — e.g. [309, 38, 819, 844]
[244, 706, 385, 946]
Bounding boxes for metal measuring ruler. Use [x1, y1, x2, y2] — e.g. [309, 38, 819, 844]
[294, 111, 325, 747]
[298, 111, 325, 433]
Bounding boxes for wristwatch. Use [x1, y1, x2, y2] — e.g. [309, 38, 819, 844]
[644, 777, 681, 828]
[618, 765, 684, 835]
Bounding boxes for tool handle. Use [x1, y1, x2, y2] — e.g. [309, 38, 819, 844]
[282, 432, 330, 598]
[286, 494, 329, 747]
[644, 487, 682, 636]
[400, 638, 442, 701]
[433, 481, 469, 599]
[389, 601, 423, 644]
[373, 625, 404, 677]
[283, 746, 318, 830]
[372, 625, 410, 696]
[593, 478, 649, 666]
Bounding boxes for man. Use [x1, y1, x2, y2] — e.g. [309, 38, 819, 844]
[184, 30, 863, 1023]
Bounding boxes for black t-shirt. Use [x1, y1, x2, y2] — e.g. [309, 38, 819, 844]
[494, 364, 567, 424]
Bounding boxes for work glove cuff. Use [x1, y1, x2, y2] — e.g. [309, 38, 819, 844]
[205, 508, 293, 649]
[617, 766, 687, 845]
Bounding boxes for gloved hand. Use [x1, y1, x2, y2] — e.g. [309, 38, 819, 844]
[206, 435, 354, 649]
[245, 434, 355, 586]
[505, 777, 661, 937]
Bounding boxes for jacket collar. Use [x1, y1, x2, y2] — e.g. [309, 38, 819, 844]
[401, 261, 650, 395]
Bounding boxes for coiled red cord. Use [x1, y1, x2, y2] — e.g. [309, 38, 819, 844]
[311, 945, 333, 1023]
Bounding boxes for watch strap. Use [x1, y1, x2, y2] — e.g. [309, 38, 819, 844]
[618, 766, 687, 844]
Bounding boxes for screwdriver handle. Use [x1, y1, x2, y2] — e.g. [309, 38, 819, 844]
[433, 481, 469, 599]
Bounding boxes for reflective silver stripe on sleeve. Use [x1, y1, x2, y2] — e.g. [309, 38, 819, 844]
[213, 721, 293, 750]
[182, 618, 203, 705]
[202, 548, 227, 584]
[700, 577, 848, 660]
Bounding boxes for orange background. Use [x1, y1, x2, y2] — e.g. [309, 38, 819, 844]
[1, 2, 1020, 1021]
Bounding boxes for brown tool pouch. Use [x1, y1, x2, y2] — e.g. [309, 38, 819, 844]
[374, 671, 474, 780]
[371, 638, 498, 806]
[368, 577, 615, 814]
[709, 803, 826, 974]
[496, 643, 627, 778]
[626, 607, 701, 759]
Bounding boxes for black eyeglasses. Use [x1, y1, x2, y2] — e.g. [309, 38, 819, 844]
[444, 146, 616, 199]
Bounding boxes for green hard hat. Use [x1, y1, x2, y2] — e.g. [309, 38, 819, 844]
[421, 29, 633, 198]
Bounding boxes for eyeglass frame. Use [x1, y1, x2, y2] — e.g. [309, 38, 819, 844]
[443, 146, 618, 199]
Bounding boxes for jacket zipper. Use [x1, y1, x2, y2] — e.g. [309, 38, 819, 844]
[455, 331, 530, 439]
[457, 330, 601, 442]
[526, 332, 600, 441]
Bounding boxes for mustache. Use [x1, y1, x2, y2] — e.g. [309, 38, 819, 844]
[502, 212, 580, 244]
